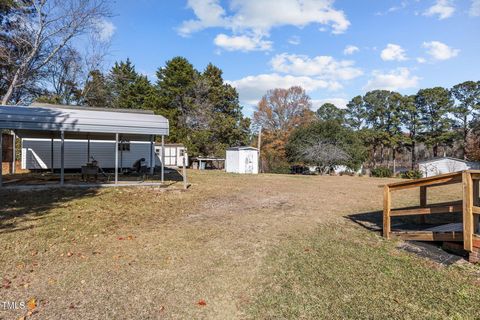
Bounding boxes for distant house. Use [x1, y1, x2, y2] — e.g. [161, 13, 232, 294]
[418, 157, 480, 177]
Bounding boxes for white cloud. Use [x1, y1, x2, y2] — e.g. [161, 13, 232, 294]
[364, 68, 420, 91]
[422, 41, 459, 60]
[270, 53, 363, 80]
[380, 44, 407, 61]
[228, 73, 341, 104]
[423, 0, 455, 19]
[343, 45, 359, 55]
[470, 0, 480, 16]
[288, 36, 301, 45]
[312, 98, 348, 109]
[179, 0, 350, 51]
[214, 34, 272, 51]
[95, 19, 116, 42]
[416, 57, 427, 63]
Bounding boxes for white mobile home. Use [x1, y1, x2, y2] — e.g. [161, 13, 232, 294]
[22, 138, 156, 170]
[418, 157, 480, 177]
[22, 139, 188, 170]
[225, 147, 259, 174]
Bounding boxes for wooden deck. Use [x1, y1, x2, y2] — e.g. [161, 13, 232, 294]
[383, 170, 480, 263]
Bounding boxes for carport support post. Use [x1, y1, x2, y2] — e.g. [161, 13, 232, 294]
[149, 135, 154, 176]
[115, 133, 119, 184]
[51, 136, 54, 173]
[87, 134, 90, 163]
[161, 135, 164, 184]
[11, 131, 16, 174]
[60, 131, 65, 185]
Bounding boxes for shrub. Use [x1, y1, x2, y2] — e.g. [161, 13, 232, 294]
[401, 169, 423, 179]
[371, 167, 393, 178]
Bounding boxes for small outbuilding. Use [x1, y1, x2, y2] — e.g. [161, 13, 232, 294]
[225, 147, 259, 174]
[418, 157, 480, 177]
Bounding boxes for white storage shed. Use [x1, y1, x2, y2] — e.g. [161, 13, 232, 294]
[155, 143, 188, 167]
[418, 157, 480, 177]
[225, 147, 259, 174]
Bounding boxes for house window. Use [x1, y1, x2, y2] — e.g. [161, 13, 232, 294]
[180, 149, 185, 157]
[118, 142, 130, 151]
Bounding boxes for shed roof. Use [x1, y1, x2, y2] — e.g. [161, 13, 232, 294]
[227, 146, 258, 151]
[418, 156, 476, 164]
[0, 104, 169, 138]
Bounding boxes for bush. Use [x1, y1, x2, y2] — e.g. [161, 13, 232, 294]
[401, 169, 423, 179]
[270, 163, 292, 174]
[371, 167, 393, 178]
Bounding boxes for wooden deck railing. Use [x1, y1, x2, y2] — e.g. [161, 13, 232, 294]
[383, 170, 480, 261]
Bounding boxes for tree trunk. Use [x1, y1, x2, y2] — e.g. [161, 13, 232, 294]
[411, 140, 416, 170]
[433, 144, 438, 158]
[463, 116, 468, 160]
[1, 68, 21, 105]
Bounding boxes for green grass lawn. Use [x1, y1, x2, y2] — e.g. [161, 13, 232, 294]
[248, 224, 480, 320]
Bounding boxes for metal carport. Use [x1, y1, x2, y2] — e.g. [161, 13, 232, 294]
[0, 104, 169, 187]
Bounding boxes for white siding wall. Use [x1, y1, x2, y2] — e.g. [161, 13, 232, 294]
[226, 149, 258, 174]
[22, 138, 154, 169]
[419, 158, 479, 177]
[225, 150, 239, 173]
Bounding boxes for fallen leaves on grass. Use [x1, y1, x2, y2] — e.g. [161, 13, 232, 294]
[2, 277, 11, 289]
[117, 235, 135, 241]
[27, 297, 36, 310]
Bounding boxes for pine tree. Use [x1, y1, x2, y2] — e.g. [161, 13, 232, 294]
[416, 87, 455, 157]
[83, 70, 110, 107]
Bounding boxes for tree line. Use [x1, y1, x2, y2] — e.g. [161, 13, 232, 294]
[252, 82, 480, 174]
[1, 1, 249, 157]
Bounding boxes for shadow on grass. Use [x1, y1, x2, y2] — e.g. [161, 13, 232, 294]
[0, 187, 101, 234]
[345, 211, 466, 265]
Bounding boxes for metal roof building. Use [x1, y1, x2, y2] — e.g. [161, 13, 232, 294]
[0, 104, 169, 187]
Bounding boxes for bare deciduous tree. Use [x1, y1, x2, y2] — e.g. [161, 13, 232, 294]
[301, 141, 351, 174]
[0, 0, 110, 105]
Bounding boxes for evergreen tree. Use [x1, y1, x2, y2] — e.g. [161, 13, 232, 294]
[450, 81, 480, 159]
[401, 95, 422, 169]
[416, 87, 455, 157]
[156, 57, 198, 142]
[83, 70, 111, 107]
[315, 103, 345, 123]
[345, 95, 366, 130]
[201, 64, 250, 156]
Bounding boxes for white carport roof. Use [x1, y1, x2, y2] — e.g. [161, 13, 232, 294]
[0, 104, 169, 139]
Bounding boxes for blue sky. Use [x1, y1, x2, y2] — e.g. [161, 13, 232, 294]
[100, 0, 480, 116]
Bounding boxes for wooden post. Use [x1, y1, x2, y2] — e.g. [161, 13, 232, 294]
[383, 185, 391, 239]
[183, 151, 188, 190]
[419, 186, 427, 224]
[257, 126, 262, 173]
[463, 171, 474, 251]
[115, 133, 119, 184]
[60, 131, 64, 185]
[474, 178, 480, 234]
